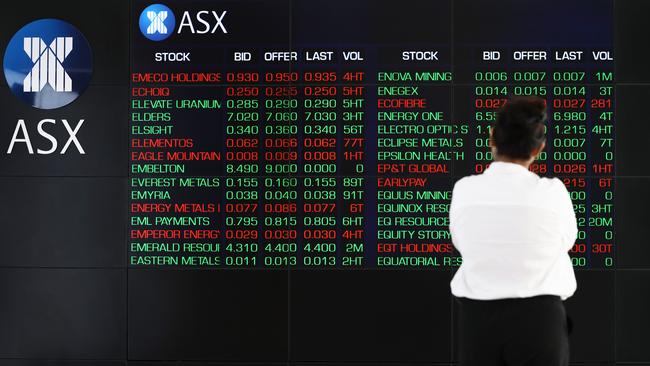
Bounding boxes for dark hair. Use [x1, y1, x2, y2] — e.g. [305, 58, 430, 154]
[491, 95, 547, 160]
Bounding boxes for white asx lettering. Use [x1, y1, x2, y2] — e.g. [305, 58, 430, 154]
[177, 10, 227, 34]
[7, 119, 85, 154]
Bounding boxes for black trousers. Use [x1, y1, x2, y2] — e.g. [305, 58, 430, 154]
[455, 294, 572, 366]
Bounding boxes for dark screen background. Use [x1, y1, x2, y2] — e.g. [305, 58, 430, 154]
[0, 0, 648, 365]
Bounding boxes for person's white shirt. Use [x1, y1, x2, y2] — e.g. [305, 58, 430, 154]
[449, 161, 578, 301]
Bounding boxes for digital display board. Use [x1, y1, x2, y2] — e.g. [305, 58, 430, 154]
[1, 0, 650, 364]
[129, 0, 614, 269]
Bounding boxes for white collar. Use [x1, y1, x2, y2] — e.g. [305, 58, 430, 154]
[484, 161, 532, 174]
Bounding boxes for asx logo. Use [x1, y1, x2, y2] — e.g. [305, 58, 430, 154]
[139, 3, 227, 41]
[3, 19, 91, 154]
[139, 3, 176, 41]
[3, 18, 92, 109]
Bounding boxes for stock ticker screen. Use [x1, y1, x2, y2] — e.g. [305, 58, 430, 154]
[129, 0, 614, 270]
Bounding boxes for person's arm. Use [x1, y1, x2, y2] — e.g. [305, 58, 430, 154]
[553, 178, 578, 251]
[449, 178, 463, 252]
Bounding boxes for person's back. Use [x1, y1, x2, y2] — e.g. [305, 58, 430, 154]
[450, 161, 577, 300]
[450, 96, 577, 366]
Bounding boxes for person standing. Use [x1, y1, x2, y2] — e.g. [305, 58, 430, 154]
[450, 96, 577, 366]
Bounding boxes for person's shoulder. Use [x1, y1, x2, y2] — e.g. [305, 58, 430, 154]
[451, 174, 487, 201]
[536, 176, 569, 198]
[452, 173, 482, 191]
[538, 176, 567, 189]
